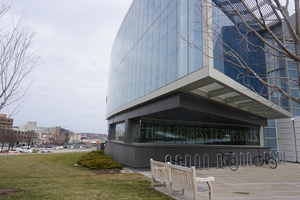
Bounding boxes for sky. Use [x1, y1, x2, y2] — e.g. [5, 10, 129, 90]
[1, 0, 133, 133]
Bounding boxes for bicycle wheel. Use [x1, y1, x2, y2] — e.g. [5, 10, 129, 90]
[267, 157, 277, 169]
[228, 157, 239, 171]
[253, 156, 264, 166]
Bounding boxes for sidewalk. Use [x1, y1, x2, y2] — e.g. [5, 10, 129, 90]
[137, 162, 300, 200]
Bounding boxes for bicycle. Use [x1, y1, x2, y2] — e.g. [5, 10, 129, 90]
[217, 152, 239, 171]
[252, 152, 277, 169]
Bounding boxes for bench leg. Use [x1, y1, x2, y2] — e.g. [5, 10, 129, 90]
[151, 177, 154, 188]
[168, 183, 172, 196]
[208, 183, 213, 200]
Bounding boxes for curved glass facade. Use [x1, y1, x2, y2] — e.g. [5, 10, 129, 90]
[107, 0, 202, 115]
[107, 0, 269, 116]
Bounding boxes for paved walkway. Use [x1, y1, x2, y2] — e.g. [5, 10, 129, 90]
[136, 162, 300, 200]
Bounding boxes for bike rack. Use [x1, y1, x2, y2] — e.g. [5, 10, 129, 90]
[165, 154, 172, 164]
[263, 151, 268, 165]
[203, 153, 209, 170]
[275, 151, 282, 164]
[194, 154, 203, 170]
[269, 151, 274, 158]
[282, 151, 286, 164]
[239, 152, 245, 167]
[216, 153, 223, 169]
[185, 154, 192, 167]
[246, 152, 252, 167]
[232, 152, 238, 159]
[275, 151, 286, 164]
[175, 154, 183, 166]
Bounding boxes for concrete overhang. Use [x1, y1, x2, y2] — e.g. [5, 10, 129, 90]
[106, 67, 292, 119]
[183, 68, 292, 119]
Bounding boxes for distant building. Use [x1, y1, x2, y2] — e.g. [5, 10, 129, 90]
[19, 122, 55, 144]
[19, 121, 55, 136]
[55, 127, 73, 144]
[70, 134, 81, 143]
[0, 114, 13, 128]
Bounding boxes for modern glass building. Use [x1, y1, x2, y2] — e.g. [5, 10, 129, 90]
[106, 0, 296, 167]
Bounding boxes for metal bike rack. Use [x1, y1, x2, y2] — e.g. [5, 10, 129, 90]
[175, 154, 183, 166]
[216, 153, 223, 169]
[232, 152, 238, 159]
[246, 152, 252, 167]
[269, 151, 274, 158]
[275, 151, 282, 164]
[263, 151, 267, 165]
[165, 154, 172, 164]
[194, 154, 203, 170]
[203, 153, 209, 170]
[282, 151, 286, 164]
[239, 152, 245, 167]
[185, 154, 192, 167]
[275, 151, 286, 164]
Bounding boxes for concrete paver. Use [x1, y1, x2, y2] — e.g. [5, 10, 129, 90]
[138, 162, 300, 200]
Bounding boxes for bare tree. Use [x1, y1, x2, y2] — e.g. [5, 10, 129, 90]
[0, 0, 42, 115]
[23, 130, 38, 149]
[61, 130, 74, 144]
[6, 129, 22, 150]
[0, 127, 8, 151]
[182, 0, 300, 107]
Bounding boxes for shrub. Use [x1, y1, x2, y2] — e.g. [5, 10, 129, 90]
[77, 150, 124, 170]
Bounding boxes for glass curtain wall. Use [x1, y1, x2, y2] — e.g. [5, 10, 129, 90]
[107, 0, 202, 115]
[264, 119, 278, 152]
[211, 1, 267, 96]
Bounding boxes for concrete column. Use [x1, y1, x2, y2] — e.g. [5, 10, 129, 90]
[260, 125, 264, 146]
[124, 119, 133, 143]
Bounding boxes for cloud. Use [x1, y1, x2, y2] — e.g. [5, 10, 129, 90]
[2, 0, 133, 133]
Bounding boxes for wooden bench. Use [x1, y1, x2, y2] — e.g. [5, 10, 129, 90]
[150, 158, 171, 194]
[150, 158, 215, 200]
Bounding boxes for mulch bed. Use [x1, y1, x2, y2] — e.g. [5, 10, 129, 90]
[0, 189, 21, 199]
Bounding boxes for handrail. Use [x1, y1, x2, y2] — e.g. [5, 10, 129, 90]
[165, 154, 172, 164]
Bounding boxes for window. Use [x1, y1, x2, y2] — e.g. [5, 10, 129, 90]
[113, 123, 125, 141]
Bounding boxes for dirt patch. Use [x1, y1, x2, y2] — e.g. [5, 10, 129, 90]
[94, 169, 121, 175]
[234, 192, 250, 195]
[0, 189, 21, 198]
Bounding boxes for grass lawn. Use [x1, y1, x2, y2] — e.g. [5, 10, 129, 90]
[0, 152, 173, 200]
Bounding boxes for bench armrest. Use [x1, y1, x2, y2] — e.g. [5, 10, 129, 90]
[196, 176, 215, 182]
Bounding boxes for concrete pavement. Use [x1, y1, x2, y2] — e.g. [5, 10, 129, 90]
[137, 162, 300, 200]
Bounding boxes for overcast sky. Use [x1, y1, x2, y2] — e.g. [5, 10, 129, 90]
[2, 0, 133, 133]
